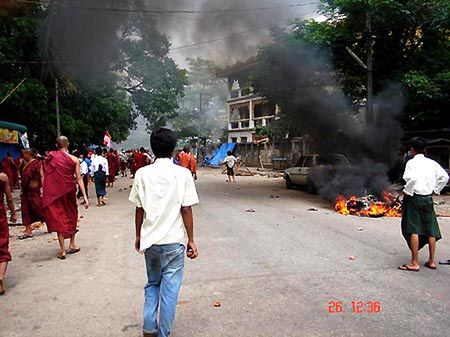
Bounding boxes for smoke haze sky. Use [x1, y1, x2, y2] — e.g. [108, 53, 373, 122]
[48, 0, 321, 68]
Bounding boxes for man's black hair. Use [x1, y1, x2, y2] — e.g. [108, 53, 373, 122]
[409, 137, 427, 154]
[151, 128, 177, 158]
[140, 147, 145, 153]
[227, 151, 232, 156]
[95, 147, 103, 156]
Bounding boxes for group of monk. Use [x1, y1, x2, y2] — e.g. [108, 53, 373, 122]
[0, 136, 198, 296]
[0, 136, 89, 296]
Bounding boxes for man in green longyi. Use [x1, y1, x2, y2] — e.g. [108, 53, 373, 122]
[398, 137, 449, 272]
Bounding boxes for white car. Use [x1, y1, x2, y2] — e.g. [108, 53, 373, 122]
[284, 154, 351, 193]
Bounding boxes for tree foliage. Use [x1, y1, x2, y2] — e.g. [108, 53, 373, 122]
[0, 2, 186, 149]
[289, 0, 449, 129]
[171, 57, 228, 140]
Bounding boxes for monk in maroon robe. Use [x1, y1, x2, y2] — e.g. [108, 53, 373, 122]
[133, 147, 148, 175]
[19, 149, 44, 239]
[1, 153, 18, 190]
[42, 136, 89, 260]
[0, 173, 17, 295]
[106, 149, 117, 187]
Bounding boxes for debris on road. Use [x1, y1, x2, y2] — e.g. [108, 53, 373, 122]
[213, 300, 221, 307]
[307, 207, 318, 212]
[349, 256, 356, 260]
[246, 209, 256, 213]
[356, 227, 364, 231]
[269, 194, 280, 198]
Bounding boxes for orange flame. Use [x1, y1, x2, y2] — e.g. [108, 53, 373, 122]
[335, 192, 402, 217]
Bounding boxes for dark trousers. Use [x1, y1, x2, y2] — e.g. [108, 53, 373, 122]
[77, 174, 89, 199]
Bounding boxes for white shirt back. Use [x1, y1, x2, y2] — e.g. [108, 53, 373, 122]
[129, 158, 199, 250]
[80, 160, 89, 175]
[90, 155, 109, 175]
[223, 155, 237, 168]
[403, 154, 449, 196]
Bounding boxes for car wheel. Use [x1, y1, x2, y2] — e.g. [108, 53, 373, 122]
[285, 176, 294, 189]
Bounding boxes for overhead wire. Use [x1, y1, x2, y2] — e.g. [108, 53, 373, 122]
[15, 0, 320, 14]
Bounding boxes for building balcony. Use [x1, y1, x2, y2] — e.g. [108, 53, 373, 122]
[228, 119, 254, 131]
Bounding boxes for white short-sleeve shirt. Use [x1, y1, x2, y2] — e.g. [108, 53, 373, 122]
[129, 158, 199, 250]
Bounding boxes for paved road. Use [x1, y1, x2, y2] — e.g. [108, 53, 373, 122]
[1, 168, 450, 337]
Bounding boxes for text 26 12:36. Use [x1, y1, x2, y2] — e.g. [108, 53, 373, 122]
[327, 301, 381, 314]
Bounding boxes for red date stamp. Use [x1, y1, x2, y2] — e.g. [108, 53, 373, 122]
[327, 301, 381, 314]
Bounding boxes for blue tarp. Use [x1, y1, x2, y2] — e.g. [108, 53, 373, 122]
[0, 143, 21, 161]
[205, 143, 236, 167]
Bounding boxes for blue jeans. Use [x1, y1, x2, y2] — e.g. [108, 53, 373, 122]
[143, 243, 185, 337]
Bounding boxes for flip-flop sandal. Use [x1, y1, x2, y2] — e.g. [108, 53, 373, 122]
[438, 260, 450, 265]
[398, 264, 419, 272]
[424, 262, 437, 270]
[18, 234, 33, 240]
[68, 248, 81, 254]
[57, 254, 66, 260]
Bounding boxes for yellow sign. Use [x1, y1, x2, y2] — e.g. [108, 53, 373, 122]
[0, 128, 19, 144]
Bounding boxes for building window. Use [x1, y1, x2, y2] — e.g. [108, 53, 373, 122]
[230, 122, 239, 129]
[254, 101, 271, 118]
[231, 137, 238, 143]
[241, 137, 248, 143]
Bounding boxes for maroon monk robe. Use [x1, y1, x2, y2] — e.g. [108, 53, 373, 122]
[106, 152, 117, 184]
[42, 151, 78, 238]
[134, 152, 147, 172]
[1, 157, 18, 190]
[21, 160, 44, 226]
[0, 178, 11, 263]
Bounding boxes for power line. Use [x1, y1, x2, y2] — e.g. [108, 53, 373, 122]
[170, 29, 260, 51]
[169, 9, 320, 51]
[16, 0, 320, 14]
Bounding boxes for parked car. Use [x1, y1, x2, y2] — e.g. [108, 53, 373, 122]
[284, 154, 351, 193]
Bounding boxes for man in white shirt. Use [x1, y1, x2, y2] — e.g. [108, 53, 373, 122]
[222, 151, 237, 183]
[77, 154, 89, 201]
[90, 148, 109, 207]
[399, 137, 449, 272]
[129, 128, 199, 337]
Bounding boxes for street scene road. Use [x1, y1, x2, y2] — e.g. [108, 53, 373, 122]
[2, 169, 449, 337]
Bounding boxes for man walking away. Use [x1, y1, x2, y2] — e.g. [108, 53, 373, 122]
[91, 147, 108, 207]
[42, 136, 89, 260]
[222, 151, 237, 183]
[129, 128, 199, 337]
[398, 137, 449, 272]
[77, 153, 89, 202]
[19, 149, 44, 240]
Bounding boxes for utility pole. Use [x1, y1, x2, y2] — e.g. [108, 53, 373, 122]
[366, 10, 374, 126]
[198, 92, 203, 144]
[345, 9, 374, 127]
[55, 78, 61, 136]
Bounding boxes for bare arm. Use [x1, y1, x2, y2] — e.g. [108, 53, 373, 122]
[2, 175, 16, 222]
[73, 158, 89, 208]
[40, 163, 44, 189]
[181, 206, 198, 259]
[134, 207, 144, 253]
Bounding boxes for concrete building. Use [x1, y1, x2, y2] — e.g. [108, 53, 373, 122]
[217, 59, 279, 144]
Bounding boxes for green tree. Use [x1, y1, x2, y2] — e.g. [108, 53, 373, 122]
[172, 57, 228, 141]
[0, 2, 187, 149]
[290, 0, 449, 129]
